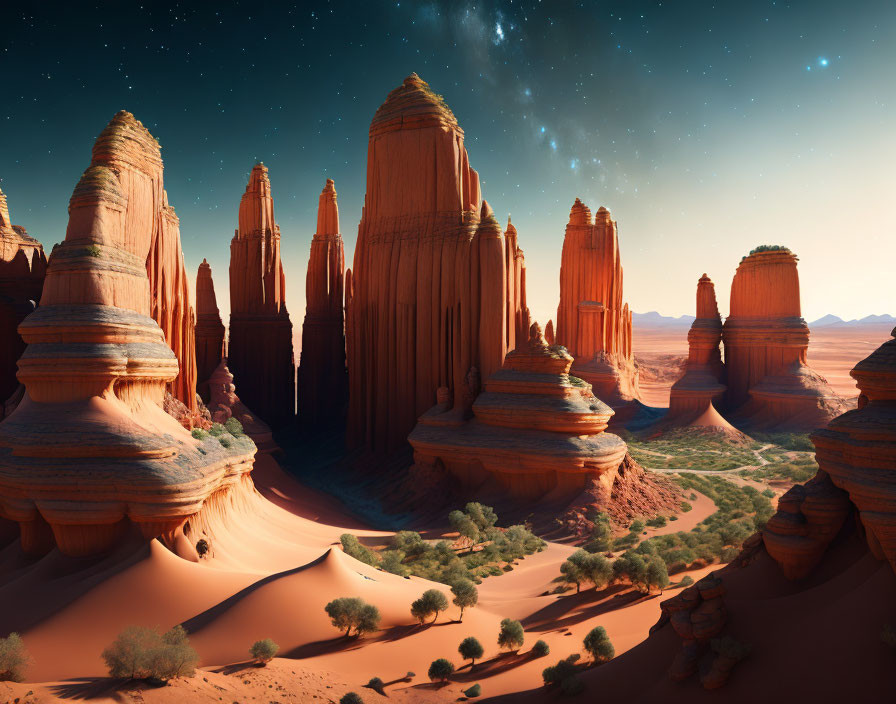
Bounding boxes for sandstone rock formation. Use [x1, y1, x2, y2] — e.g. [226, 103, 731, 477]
[409, 322, 627, 499]
[195, 258, 226, 399]
[206, 360, 277, 454]
[668, 274, 726, 420]
[766, 326, 896, 578]
[722, 246, 844, 429]
[0, 188, 47, 411]
[346, 73, 529, 453]
[297, 179, 346, 425]
[555, 200, 639, 405]
[229, 163, 295, 427]
[662, 573, 728, 682]
[0, 111, 256, 557]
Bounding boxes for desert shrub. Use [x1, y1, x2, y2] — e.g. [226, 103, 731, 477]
[102, 625, 199, 682]
[85, 244, 102, 257]
[365, 676, 385, 694]
[427, 657, 455, 683]
[451, 579, 479, 621]
[646, 516, 668, 528]
[340, 534, 380, 567]
[391, 530, 429, 558]
[542, 654, 579, 685]
[678, 575, 695, 587]
[629, 519, 646, 533]
[0, 632, 30, 682]
[463, 683, 482, 697]
[340, 693, 364, 704]
[583, 511, 612, 553]
[612, 532, 639, 551]
[458, 636, 484, 665]
[208, 423, 225, 436]
[218, 435, 232, 448]
[583, 626, 614, 663]
[325, 597, 381, 637]
[680, 501, 693, 512]
[497, 618, 524, 651]
[762, 488, 776, 498]
[224, 417, 244, 436]
[532, 639, 550, 657]
[560, 549, 611, 593]
[411, 589, 449, 624]
[380, 550, 410, 577]
[195, 539, 209, 556]
[249, 638, 278, 664]
[191, 428, 208, 439]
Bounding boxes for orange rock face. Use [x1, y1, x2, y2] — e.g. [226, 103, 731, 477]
[206, 360, 278, 454]
[0, 112, 256, 557]
[228, 164, 295, 427]
[409, 322, 627, 500]
[722, 247, 844, 429]
[668, 274, 726, 419]
[195, 258, 226, 399]
[555, 200, 638, 405]
[297, 179, 346, 425]
[346, 73, 529, 453]
[0, 188, 47, 410]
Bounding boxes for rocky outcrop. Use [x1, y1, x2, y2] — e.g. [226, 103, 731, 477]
[722, 246, 844, 429]
[346, 73, 529, 453]
[297, 179, 346, 425]
[0, 112, 256, 557]
[662, 573, 728, 682]
[229, 163, 295, 427]
[195, 258, 225, 400]
[206, 360, 277, 454]
[0, 188, 47, 412]
[555, 200, 639, 405]
[668, 274, 725, 420]
[409, 322, 628, 500]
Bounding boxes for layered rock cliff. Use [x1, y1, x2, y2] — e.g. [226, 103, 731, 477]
[195, 258, 226, 399]
[0, 188, 47, 412]
[297, 179, 347, 425]
[0, 111, 255, 557]
[555, 199, 638, 405]
[346, 73, 529, 453]
[229, 164, 295, 427]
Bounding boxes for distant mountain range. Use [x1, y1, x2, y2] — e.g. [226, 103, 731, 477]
[633, 311, 894, 329]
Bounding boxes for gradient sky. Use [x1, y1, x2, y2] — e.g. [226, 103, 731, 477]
[1, 1, 893, 332]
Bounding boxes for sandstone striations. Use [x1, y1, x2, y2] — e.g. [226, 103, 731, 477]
[722, 246, 844, 429]
[346, 73, 529, 453]
[555, 200, 638, 406]
[195, 258, 226, 399]
[668, 274, 726, 421]
[0, 111, 256, 557]
[297, 179, 347, 425]
[0, 188, 47, 412]
[409, 322, 628, 500]
[229, 164, 295, 427]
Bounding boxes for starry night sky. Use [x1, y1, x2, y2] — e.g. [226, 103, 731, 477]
[1, 1, 894, 329]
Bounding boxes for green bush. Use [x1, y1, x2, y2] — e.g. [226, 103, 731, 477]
[532, 639, 550, 657]
[680, 501, 693, 512]
[542, 654, 579, 685]
[463, 683, 482, 697]
[629, 519, 646, 533]
[208, 423, 225, 436]
[85, 244, 102, 257]
[458, 636, 484, 665]
[224, 417, 244, 436]
[324, 597, 381, 637]
[427, 657, 455, 683]
[0, 632, 30, 682]
[583, 626, 614, 663]
[218, 435, 232, 448]
[340, 534, 379, 567]
[583, 511, 612, 552]
[560, 549, 612, 593]
[497, 618, 524, 651]
[191, 428, 208, 440]
[101, 625, 199, 682]
[340, 693, 364, 704]
[249, 638, 279, 664]
[678, 575, 694, 587]
[366, 676, 385, 694]
[646, 516, 668, 528]
[411, 589, 449, 624]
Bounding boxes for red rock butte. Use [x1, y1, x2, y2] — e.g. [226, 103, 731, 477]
[0, 187, 47, 412]
[409, 322, 627, 500]
[195, 258, 226, 399]
[555, 199, 639, 406]
[228, 163, 295, 427]
[0, 111, 256, 557]
[346, 73, 529, 453]
[722, 246, 844, 429]
[297, 179, 347, 425]
[668, 274, 726, 420]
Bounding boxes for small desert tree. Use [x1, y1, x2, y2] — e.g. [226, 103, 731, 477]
[583, 626, 615, 663]
[249, 638, 279, 665]
[325, 597, 381, 637]
[584, 512, 612, 553]
[0, 632, 30, 682]
[340, 693, 364, 704]
[102, 625, 199, 682]
[449, 509, 480, 550]
[427, 657, 455, 683]
[497, 618, 525, 652]
[458, 636, 484, 666]
[532, 640, 550, 658]
[450, 579, 479, 621]
[411, 589, 449, 624]
[561, 550, 612, 592]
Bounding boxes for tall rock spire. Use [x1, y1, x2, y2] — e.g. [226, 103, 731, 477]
[345, 73, 528, 453]
[555, 200, 639, 405]
[195, 258, 225, 398]
[228, 163, 295, 426]
[0, 187, 47, 410]
[298, 178, 347, 425]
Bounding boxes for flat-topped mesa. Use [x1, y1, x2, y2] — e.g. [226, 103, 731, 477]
[0, 111, 255, 557]
[206, 360, 277, 454]
[723, 246, 844, 429]
[228, 163, 295, 427]
[555, 201, 639, 406]
[0, 188, 47, 410]
[668, 274, 726, 420]
[297, 179, 347, 425]
[346, 73, 528, 453]
[195, 258, 225, 399]
[409, 322, 628, 500]
[148, 190, 198, 419]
